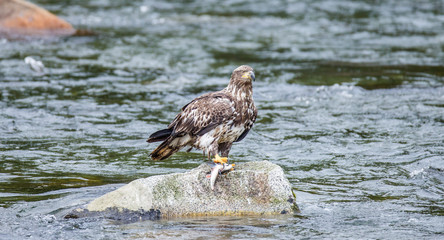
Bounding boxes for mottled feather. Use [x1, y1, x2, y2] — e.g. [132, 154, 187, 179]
[147, 65, 257, 161]
[169, 93, 235, 136]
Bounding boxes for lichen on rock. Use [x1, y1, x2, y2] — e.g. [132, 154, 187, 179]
[68, 161, 298, 220]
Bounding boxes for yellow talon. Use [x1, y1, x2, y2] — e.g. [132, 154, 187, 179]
[213, 154, 228, 164]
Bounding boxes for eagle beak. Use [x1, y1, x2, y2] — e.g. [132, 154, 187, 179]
[242, 71, 255, 81]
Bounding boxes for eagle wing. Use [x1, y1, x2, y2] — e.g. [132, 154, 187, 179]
[235, 104, 257, 142]
[169, 92, 235, 137]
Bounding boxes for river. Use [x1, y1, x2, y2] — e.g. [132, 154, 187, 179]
[1, 0, 443, 239]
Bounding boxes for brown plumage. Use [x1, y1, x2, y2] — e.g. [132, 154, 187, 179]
[147, 65, 257, 161]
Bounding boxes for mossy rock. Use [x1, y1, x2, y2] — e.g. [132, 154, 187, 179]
[69, 161, 298, 220]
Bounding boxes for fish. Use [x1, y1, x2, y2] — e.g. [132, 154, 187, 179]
[208, 163, 234, 190]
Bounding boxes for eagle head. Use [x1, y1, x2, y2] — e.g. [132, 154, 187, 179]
[231, 65, 255, 83]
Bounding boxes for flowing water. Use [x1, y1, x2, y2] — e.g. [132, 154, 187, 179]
[1, 0, 444, 239]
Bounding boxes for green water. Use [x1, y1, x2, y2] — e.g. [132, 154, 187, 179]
[1, 0, 444, 239]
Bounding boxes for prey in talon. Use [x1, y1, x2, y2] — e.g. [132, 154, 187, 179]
[207, 162, 235, 190]
[147, 65, 257, 191]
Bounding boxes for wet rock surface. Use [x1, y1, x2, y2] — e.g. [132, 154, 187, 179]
[65, 208, 162, 223]
[67, 161, 298, 220]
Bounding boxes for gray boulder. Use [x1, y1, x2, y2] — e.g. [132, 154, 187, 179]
[69, 161, 298, 220]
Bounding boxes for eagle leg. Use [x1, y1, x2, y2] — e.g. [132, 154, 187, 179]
[212, 153, 228, 164]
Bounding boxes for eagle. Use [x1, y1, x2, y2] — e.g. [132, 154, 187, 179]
[147, 65, 257, 166]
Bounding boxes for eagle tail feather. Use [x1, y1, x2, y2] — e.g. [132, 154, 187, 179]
[150, 138, 180, 160]
[147, 128, 173, 143]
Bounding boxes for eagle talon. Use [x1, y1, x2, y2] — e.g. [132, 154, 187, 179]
[212, 154, 228, 164]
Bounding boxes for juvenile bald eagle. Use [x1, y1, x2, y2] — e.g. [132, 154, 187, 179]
[147, 65, 257, 164]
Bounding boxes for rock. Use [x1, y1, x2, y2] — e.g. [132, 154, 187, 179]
[65, 208, 162, 223]
[68, 161, 299, 220]
[0, 0, 75, 37]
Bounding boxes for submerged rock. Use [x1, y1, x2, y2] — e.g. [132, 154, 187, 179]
[0, 0, 75, 37]
[65, 208, 162, 223]
[68, 161, 298, 220]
